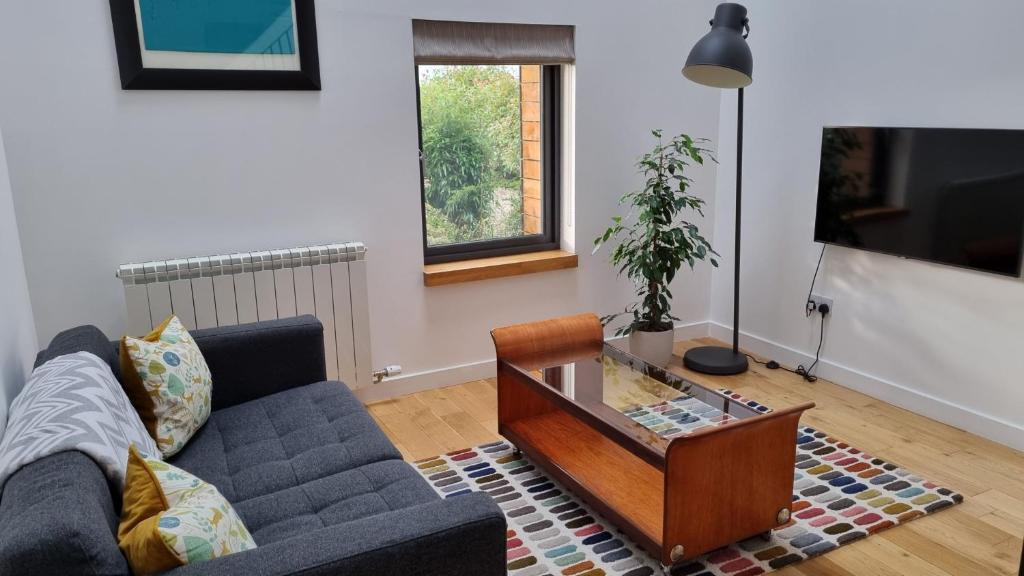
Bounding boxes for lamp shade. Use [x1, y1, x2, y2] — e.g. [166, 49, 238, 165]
[682, 3, 753, 89]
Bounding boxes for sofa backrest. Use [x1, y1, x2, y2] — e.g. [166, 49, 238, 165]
[187, 316, 327, 410]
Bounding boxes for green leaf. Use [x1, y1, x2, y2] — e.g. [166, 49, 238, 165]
[598, 129, 716, 327]
[183, 537, 214, 563]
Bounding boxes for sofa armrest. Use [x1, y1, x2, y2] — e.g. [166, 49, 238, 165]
[0, 452, 130, 576]
[190, 315, 327, 410]
[165, 492, 506, 576]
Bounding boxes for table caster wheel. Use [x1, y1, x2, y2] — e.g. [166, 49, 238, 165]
[758, 531, 773, 542]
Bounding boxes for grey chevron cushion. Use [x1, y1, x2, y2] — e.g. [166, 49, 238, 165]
[0, 351, 160, 494]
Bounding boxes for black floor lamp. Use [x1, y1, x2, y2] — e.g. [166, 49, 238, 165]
[682, 2, 753, 375]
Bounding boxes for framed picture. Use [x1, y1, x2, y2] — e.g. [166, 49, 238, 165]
[109, 0, 320, 90]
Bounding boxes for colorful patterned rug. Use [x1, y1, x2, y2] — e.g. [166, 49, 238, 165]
[413, 391, 963, 575]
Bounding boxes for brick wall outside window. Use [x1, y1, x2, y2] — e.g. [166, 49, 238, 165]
[521, 65, 542, 235]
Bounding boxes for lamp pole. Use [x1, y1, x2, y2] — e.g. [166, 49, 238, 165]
[733, 87, 743, 354]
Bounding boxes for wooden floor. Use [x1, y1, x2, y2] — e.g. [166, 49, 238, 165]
[367, 337, 1024, 576]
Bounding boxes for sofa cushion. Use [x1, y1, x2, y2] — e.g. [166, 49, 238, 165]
[235, 459, 439, 544]
[121, 316, 213, 457]
[119, 446, 256, 575]
[168, 381, 437, 545]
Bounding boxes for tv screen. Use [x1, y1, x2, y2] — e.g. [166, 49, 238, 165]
[814, 126, 1024, 277]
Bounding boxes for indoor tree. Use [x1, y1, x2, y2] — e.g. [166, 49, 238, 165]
[594, 130, 718, 365]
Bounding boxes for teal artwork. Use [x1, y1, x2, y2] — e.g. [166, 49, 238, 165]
[138, 0, 296, 55]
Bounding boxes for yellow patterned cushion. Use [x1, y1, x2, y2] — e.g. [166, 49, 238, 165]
[118, 446, 256, 575]
[120, 316, 212, 457]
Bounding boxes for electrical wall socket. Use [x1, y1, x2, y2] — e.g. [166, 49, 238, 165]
[807, 294, 834, 315]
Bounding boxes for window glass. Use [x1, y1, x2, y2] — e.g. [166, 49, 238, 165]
[418, 65, 543, 247]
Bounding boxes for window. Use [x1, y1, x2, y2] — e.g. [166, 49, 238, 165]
[411, 20, 574, 264]
[417, 64, 561, 263]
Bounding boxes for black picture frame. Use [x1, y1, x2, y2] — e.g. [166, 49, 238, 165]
[109, 0, 321, 90]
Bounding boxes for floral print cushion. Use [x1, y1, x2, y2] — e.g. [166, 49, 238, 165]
[151, 460, 256, 564]
[118, 446, 256, 575]
[120, 315, 212, 457]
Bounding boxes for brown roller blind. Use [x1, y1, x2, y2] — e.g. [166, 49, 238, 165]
[412, 20, 575, 64]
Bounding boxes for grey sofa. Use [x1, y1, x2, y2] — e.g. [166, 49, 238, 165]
[0, 315, 506, 576]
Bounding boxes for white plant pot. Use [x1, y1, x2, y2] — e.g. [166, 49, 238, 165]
[628, 328, 675, 367]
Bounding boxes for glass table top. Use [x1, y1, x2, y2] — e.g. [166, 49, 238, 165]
[503, 342, 762, 453]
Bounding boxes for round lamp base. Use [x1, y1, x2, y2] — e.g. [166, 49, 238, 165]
[683, 345, 749, 375]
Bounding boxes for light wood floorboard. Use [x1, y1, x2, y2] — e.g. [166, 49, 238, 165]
[367, 337, 1024, 575]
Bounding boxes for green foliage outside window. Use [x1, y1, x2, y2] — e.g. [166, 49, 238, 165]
[420, 65, 525, 245]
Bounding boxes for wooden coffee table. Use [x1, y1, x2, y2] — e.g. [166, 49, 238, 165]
[491, 313, 815, 565]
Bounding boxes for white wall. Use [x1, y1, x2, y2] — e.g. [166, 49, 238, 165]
[0, 1, 721, 390]
[0, 129, 38, 436]
[709, 0, 1024, 447]
[1, 0, 1018, 447]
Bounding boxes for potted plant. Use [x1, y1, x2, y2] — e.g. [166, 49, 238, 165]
[594, 130, 718, 366]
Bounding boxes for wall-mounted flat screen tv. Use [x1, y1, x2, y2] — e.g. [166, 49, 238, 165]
[814, 126, 1024, 277]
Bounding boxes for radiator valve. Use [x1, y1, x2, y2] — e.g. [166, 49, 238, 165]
[372, 365, 402, 383]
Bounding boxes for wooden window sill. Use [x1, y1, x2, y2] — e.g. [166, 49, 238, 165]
[423, 250, 578, 287]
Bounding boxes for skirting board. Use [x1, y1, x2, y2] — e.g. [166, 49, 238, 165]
[353, 321, 708, 404]
[356, 318, 1022, 450]
[353, 358, 495, 404]
[707, 321, 1024, 452]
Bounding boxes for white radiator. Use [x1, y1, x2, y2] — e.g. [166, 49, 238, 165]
[117, 242, 372, 389]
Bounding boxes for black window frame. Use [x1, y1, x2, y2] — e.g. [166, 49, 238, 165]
[417, 65, 562, 265]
